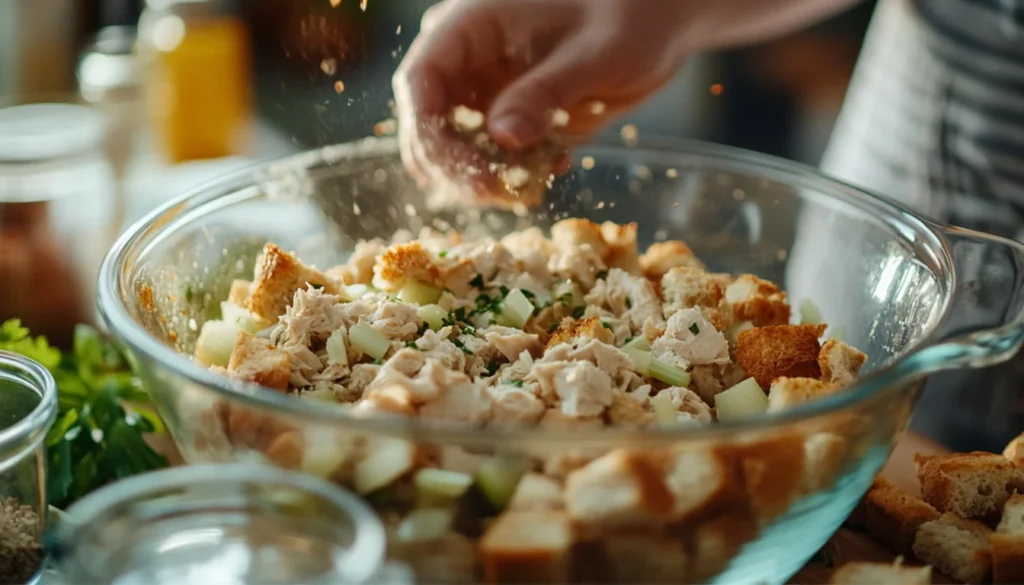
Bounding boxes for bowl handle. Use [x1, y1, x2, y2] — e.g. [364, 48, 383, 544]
[911, 226, 1024, 373]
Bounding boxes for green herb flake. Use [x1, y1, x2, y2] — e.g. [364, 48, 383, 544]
[405, 341, 419, 349]
[625, 297, 632, 309]
[624, 336, 636, 344]
[485, 361, 500, 377]
[470, 274, 486, 289]
[374, 358, 384, 365]
[184, 285, 194, 303]
[508, 379, 524, 388]
[310, 283, 324, 290]
[602, 321, 612, 330]
[547, 322, 560, 334]
[689, 323, 701, 335]
[595, 270, 609, 280]
[572, 306, 587, 320]
[520, 289, 535, 300]
[438, 251, 448, 258]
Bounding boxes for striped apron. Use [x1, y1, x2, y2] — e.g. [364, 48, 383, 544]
[789, 0, 1024, 451]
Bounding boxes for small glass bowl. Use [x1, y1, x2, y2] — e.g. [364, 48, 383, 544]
[49, 464, 389, 585]
[0, 351, 58, 585]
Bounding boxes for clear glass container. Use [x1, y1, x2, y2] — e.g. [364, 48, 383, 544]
[0, 351, 58, 585]
[48, 464, 389, 585]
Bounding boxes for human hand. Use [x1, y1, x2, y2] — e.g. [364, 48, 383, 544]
[392, 0, 692, 206]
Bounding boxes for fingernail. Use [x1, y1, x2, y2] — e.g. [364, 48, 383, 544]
[489, 113, 542, 149]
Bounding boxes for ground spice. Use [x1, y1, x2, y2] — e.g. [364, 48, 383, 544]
[0, 497, 43, 584]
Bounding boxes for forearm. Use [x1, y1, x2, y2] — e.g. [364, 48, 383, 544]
[677, 0, 866, 53]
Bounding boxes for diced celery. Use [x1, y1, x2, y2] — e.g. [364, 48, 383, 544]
[475, 453, 531, 511]
[553, 280, 584, 307]
[349, 321, 390, 360]
[413, 468, 474, 500]
[354, 437, 417, 494]
[418, 304, 447, 331]
[220, 302, 266, 334]
[396, 509, 453, 543]
[649, 357, 691, 387]
[497, 289, 535, 329]
[715, 378, 769, 421]
[650, 392, 677, 426]
[624, 337, 651, 352]
[325, 328, 349, 366]
[799, 299, 823, 325]
[622, 346, 652, 375]
[398, 281, 442, 306]
[194, 319, 240, 367]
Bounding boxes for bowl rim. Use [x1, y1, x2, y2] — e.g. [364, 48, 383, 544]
[97, 135, 950, 443]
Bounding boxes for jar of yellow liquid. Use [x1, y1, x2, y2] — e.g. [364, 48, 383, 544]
[137, 0, 253, 164]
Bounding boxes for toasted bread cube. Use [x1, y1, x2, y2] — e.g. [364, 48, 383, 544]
[864, 483, 940, 556]
[913, 513, 992, 584]
[508, 473, 564, 511]
[660, 267, 725, 316]
[728, 432, 807, 523]
[662, 448, 743, 523]
[998, 494, 1024, 534]
[603, 533, 689, 584]
[992, 533, 1024, 584]
[372, 241, 440, 291]
[916, 451, 1024, 519]
[803, 433, 848, 492]
[551, 219, 609, 259]
[1003, 432, 1024, 468]
[689, 513, 759, 582]
[767, 377, 841, 412]
[564, 450, 672, 528]
[479, 511, 573, 584]
[819, 339, 867, 386]
[734, 324, 826, 389]
[640, 241, 705, 280]
[544, 317, 614, 351]
[264, 431, 303, 469]
[227, 279, 252, 305]
[830, 561, 932, 584]
[724, 274, 791, 327]
[846, 476, 896, 529]
[599, 221, 642, 273]
[228, 331, 291, 391]
[246, 243, 342, 320]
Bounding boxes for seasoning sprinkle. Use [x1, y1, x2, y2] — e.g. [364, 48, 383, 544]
[0, 497, 43, 584]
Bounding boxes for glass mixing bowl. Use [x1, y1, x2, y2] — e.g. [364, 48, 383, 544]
[97, 137, 1024, 585]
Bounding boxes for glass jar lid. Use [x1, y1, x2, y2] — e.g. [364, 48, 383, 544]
[0, 103, 108, 164]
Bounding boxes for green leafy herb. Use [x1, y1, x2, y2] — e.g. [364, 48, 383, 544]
[601, 322, 612, 330]
[595, 270, 609, 280]
[438, 251, 448, 258]
[547, 322, 561, 334]
[572, 306, 587, 320]
[520, 290, 536, 301]
[310, 283, 324, 290]
[485, 361, 500, 377]
[469, 274, 485, 289]
[508, 380, 524, 388]
[625, 297, 632, 309]
[689, 323, 701, 335]
[405, 341, 419, 349]
[184, 286, 194, 303]
[1, 320, 168, 509]
[374, 358, 384, 365]
[451, 338, 474, 356]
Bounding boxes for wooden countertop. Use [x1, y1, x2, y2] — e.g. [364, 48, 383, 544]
[790, 432, 954, 584]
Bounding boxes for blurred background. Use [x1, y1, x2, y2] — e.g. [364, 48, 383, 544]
[0, 0, 876, 346]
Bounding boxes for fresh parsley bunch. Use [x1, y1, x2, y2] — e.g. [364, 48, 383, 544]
[0, 319, 168, 508]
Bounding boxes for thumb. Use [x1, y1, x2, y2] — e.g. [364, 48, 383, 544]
[487, 40, 602, 150]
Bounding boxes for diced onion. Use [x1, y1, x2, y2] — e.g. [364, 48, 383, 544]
[349, 321, 390, 360]
[301, 427, 351, 478]
[552, 280, 584, 307]
[475, 453, 531, 511]
[650, 392, 677, 426]
[194, 320, 239, 367]
[799, 299, 823, 325]
[326, 329, 349, 366]
[414, 468, 474, 500]
[715, 378, 769, 421]
[354, 437, 417, 494]
[220, 302, 266, 334]
[497, 289, 535, 329]
[518, 350, 534, 367]
[398, 281, 442, 306]
[418, 304, 447, 331]
[396, 509, 453, 543]
[649, 358, 691, 387]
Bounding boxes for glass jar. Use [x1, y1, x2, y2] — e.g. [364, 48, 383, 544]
[136, 0, 254, 164]
[49, 465, 391, 585]
[0, 351, 58, 585]
[0, 98, 118, 347]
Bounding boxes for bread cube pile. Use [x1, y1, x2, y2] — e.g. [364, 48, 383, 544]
[831, 433, 1024, 584]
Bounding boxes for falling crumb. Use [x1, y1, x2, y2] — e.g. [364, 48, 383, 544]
[710, 83, 725, 96]
[396, 25, 402, 34]
[334, 81, 345, 94]
[581, 156, 596, 170]
[620, 124, 639, 146]
[501, 166, 531, 189]
[776, 249, 788, 261]
[633, 165, 652, 180]
[329, 0, 341, 6]
[359, 0, 367, 10]
[666, 168, 678, 178]
[732, 188, 745, 200]
[320, 59, 337, 75]
[451, 105, 485, 132]
[550, 108, 570, 128]
[374, 119, 397, 136]
[596, 201, 606, 209]
[404, 203, 417, 217]
[589, 101, 606, 115]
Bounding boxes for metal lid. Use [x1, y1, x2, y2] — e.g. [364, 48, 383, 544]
[0, 103, 109, 163]
[77, 26, 142, 101]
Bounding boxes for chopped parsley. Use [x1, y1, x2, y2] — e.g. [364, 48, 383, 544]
[485, 361, 500, 376]
[438, 250, 448, 258]
[572, 306, 587, 320]
[184, 285, 194, 303]
[508, 379, 524, 388]
[520, 289, 536, 300]
[547, 322, 561, 334]
[469, 274, 486, 288]
[556, 293, 574, 305]
[498, 285, 510, 297]
[601, 321, 612, 330]
[625, 297, 632, 309]
[689, 323, 701, 335]
[595, 270, 609, 280]
[374, 358, 383, 365]
[310, 283, 324, 290]
[623, 336, 636, 344]
[405, 341, 419, 349]
[452, 338, 474, 356]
